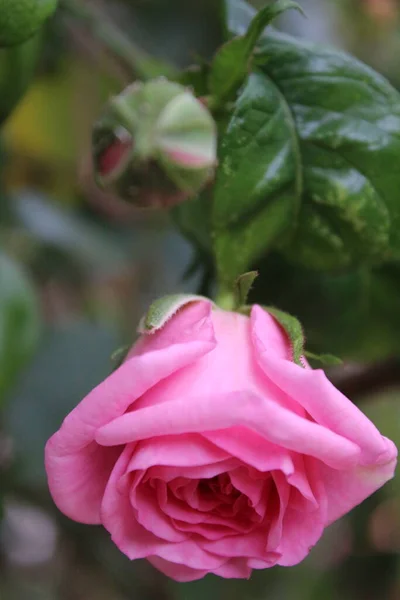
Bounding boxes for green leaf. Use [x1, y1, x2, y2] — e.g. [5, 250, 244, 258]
[264, 306, 305, 366]
[0, 34, 42, 125]
[304, 351, 343, 366]
[235, 271, 258, 305]
[0, 251, 40, 403]
[210, 0, 301, 107]
[254, 254, 400, 362]
[212, 70, 302, 283]
[226, 1, 400, 271]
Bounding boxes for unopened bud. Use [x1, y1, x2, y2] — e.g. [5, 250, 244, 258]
[92, 79, 217, 208]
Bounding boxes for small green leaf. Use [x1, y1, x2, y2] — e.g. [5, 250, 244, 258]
[235, 271, 258, 305]
[304, 351, 343, 366]
[138, 294, 211, 334]
[210, 0, 302, 106]
[264, 306, 305, 366]
[0, 251, 40, 403]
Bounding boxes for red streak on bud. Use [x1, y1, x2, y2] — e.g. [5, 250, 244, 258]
[166, 148, 211, 168]
[98, 139, 132, 177]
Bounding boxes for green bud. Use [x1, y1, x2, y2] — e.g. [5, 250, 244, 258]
[92, 79, 217, 208]
[0, 0, 58, 47]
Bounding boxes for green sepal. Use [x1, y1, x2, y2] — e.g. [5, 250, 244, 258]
[210, 0, 302, 108]
[263, 306, 305, 367]
[111, 345, 130, 371]
[304, 351, 343, 367]
[138, 294, 212, 334]
[235, 271, 258, 306]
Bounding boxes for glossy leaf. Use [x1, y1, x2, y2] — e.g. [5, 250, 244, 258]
[212, 70, 302, 283]
[209, 0, 301, 106]
[225, 0, 400, 271]
[0, 251, 40, 403]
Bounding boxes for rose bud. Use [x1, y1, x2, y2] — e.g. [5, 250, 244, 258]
[45, 298, 397, 582]
[92, 79, 217, 208]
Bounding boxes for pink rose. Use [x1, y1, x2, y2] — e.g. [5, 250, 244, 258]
[45, 301, 397, 582]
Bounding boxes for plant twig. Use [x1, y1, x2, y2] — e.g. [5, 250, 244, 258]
[60, 0, 177, 80]
[330, 358, 400, 402]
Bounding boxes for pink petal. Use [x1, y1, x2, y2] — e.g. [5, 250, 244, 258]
[200, 528, 275, 561]
[249, 305, 293, 361]
[228, 466, 267, 509]
[126, 434, 229, 471]
[251, 305, 392, 465]
[277, 457, 327, 566]
[44, 441, 121, 524]
[131, 484, 187, 543]
[287, 453, 319, 508]
[268, 471, 290, 550]
[45, 301, 215, 523]
[144, 459, 240, 483]
[96, 391, 360, 469]
[319, 438, 397, 525]
[204, 427, 295, 474]
[101, 445, 164, 559]
[147, 556, 209, 582]
[248, 555, 281, 569]
[212, 558, 252, 579]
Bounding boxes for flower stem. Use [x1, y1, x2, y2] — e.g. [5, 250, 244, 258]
[60, 0, 177, 80]
[215, 288, 236, 311]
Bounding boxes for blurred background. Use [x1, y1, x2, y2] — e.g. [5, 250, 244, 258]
[0, 0, 400, 598]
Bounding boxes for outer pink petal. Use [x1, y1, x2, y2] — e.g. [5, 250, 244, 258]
[318, 439, 397, 525]
[101, 445, 165, 558]
[147, 556, 209, 582]
[45, 301, 216, 523]
[96, 391, 361, 469]
[212, 558, 252, 579]
[251, 305, 393, 465]
[247, 305, 292, 360]
[148, 555, 253, 582]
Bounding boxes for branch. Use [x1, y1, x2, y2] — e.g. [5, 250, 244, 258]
[60, 0, 177, 80]
[330, 358, 400, 402]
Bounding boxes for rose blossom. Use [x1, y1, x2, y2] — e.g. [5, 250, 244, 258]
[45, 301, 397, 582]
